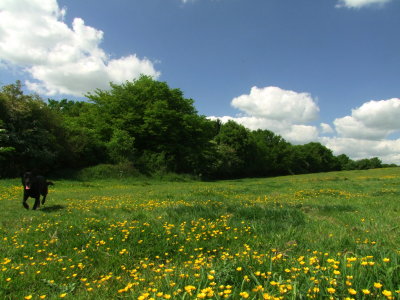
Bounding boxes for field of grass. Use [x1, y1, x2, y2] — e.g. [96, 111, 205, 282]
[1, 168, 399, 299]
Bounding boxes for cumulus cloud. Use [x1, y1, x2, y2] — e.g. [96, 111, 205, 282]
[322, 98, 400, 164]
[208, 115, 318, 143]
[334, 98, 400, 140]
[209, 86, 320, 144]
[321, 137, 400, 164]
[336, 0, 393, 8]
[283, 125, 320, 144]
[0, 0, 160, 96]
[352, 98, 400, 130]
[231, 86, 319, 123]
[320, 123, 334, 134]
[210, 88, 400, 164]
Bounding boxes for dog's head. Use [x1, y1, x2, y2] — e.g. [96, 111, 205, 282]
[22, 172, 36, 190]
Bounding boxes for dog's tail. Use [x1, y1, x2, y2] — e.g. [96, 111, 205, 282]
[47, 181, 54, 186]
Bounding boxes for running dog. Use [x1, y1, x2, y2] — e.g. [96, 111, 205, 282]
[22, 172, 54, 210]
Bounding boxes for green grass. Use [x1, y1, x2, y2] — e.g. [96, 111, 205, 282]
[1, 168, 399, 299]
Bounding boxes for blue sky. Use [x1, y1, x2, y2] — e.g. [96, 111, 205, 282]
[1, 0, 400, 163]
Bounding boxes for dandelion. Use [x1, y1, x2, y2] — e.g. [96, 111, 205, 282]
[327, 287, 336, 294]
[374, 282, 383, 289]
[138, 292, 150, 300]
[223, 289, 232, 295]
[24, 296, 32, 300]
[184, 285, 196, 295]
[362, 289, 371, 295]
[348, 288, 357, 295]
[382, 290, 392, 297]
[59, 293, 67, 298]
[240, 291, 249, 298]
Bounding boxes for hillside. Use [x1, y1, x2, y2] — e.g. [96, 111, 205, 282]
[1, 168, 399, 299]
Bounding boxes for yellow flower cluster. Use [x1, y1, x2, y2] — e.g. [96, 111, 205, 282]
[1, 171, 399, 299]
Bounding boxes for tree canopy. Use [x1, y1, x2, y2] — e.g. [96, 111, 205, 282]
[0, 78, 391, 178]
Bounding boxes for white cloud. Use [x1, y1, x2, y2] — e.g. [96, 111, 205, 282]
[334, 98, 400, 140]
[320, 123, 334, 134]
[232, 86, 319, 123]
[336, 0, 392, 8]
[284, 125, 319, 144]
[0, 0, 160, 96]
[321, 137, 400, 164]
[209, 86, 320, 144]
[210, 88, 400, 164]
[352, 98, 400, 130]
[322, 98, 400, 164]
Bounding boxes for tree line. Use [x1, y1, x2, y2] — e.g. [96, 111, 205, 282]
[0, 77, 395, 179]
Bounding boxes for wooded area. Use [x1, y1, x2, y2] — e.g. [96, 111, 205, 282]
[0, 77, 393, 178]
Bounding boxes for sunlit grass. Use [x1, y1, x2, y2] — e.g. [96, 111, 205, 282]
[1, 168, 399, 299]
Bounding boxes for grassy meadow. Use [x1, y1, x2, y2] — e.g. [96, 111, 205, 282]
[0, 168, 399, 299]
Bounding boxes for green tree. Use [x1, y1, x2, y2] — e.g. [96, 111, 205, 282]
[250, 129, 292, 176]
[305, 142, 339, 172]
[86, 75, 215, 173]
[336, 154, 353, 170]
[353, 157, 382, 170]
[48, 99, 107, 168]
[106, 129, 135, 163]
[213, 120, 254, 178]
[0, 125, 16, 177]
[0, 81, 66, 176]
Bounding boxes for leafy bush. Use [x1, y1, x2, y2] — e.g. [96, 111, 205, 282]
[76, 162, 140, 180]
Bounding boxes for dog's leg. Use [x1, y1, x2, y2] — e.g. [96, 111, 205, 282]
[33, 197, 40, 210]
[22, 195, 29, 210]
[41, 195, 47, 205]
[22, 193, 29, 209]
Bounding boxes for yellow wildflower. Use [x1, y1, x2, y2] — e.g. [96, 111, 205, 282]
[197, 292, 207, 299]
[240, 291, 250, 298]
[348, 288, 357, 295]
[374, 282, 383, 289]
[382, 290, 392, 297]
[362, 289, 371, 295]
[184, 285, 196, 295]
[327, 287, 336, 294]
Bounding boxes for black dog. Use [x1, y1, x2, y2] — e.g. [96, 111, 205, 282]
[22, 172, 54, 210]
